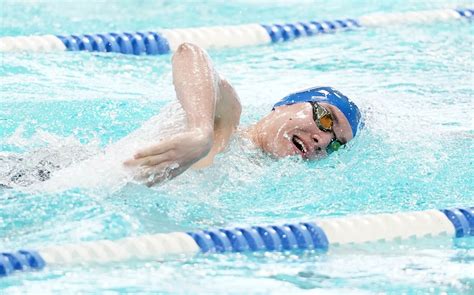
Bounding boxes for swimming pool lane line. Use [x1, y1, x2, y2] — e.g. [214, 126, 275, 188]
[1, 207, 472, 277]
[0, 8, 472, 54]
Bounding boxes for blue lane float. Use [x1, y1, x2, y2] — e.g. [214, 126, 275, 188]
[0, 8, 472, 54]
[442, 208, 473, 237]
[0, 207, 471, 278]
[0, 250, 45, 277]
[55, 31, 170, 55]
[261, 18, 360, 43]
[189, 222, 328, 253]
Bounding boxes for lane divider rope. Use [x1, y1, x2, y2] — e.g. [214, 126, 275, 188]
[0, 8, 472, 55]
[1, 207, 472, 277]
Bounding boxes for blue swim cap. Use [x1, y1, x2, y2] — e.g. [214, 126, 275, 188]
[273, 86, 362, 136]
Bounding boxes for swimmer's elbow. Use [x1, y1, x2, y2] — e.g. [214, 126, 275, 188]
[172, 43, 208, 62]
[176, 42, 200, 52]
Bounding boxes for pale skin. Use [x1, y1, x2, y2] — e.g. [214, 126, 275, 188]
[124, 43, 353, 186]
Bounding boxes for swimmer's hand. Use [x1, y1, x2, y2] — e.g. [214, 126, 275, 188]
[123, 128, 213, 186]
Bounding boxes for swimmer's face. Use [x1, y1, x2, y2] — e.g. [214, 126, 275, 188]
[255, 102, 353, 159]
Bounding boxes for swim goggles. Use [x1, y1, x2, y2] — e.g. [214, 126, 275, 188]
[309, 101, 344, 154]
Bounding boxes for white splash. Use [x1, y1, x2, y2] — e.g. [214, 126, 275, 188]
[30, 102, 187, 193]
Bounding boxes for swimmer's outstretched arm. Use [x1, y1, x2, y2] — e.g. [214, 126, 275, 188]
[124, 43, 241, 186]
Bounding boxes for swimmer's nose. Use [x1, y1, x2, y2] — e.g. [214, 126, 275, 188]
[310, 134, 326, 155]
[312, 134, 321, 148]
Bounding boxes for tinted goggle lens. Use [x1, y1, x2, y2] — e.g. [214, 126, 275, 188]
[310, 102, 345, 154]
[319, 114, 333, 131]
[311, 102, 334, 132]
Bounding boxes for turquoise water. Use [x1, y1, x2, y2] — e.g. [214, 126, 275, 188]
[1, 0, 473, 293]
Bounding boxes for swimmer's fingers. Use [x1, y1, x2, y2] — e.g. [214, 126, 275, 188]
[145, 171, 179, 187]
[142, 153, 176, 167]
[123, 157, 152, 167]
[124, 153, 169, 167]
[137, 162, 181, 187]
[123, 157, 142, 166]
[135, 163, 169, 185]
[133, 141, 175, 159]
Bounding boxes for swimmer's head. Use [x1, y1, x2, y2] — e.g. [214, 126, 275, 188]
[274, 87, 362, 137]
[248, 87, 362, 159]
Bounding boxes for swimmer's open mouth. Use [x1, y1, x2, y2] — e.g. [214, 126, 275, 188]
[292, 135, 307, 154]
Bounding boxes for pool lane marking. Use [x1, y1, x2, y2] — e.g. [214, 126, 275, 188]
[316, 209, 456, 245]
[160, 24, 271, 51]
[0, 8, 472, 54]
[1, 206, 472, 277]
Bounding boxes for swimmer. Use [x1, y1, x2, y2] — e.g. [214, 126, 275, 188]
[1, 42, 361, 188]
[124, 43, 361, 186]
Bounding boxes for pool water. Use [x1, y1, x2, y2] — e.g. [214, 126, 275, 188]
[1, 0, 473, 293]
